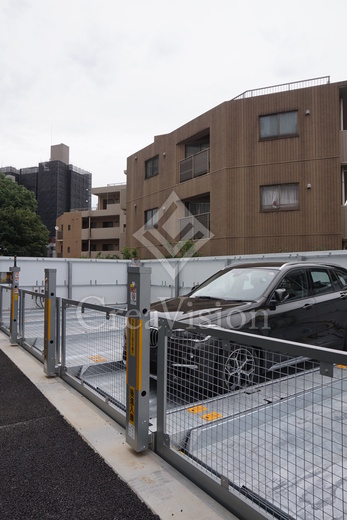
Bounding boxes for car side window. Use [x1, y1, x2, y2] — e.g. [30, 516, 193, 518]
[277, 270, 309, 301]
[310, 269, 334, 295]
[334, 268, 347, 288]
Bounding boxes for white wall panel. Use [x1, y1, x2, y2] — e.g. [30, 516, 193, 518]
[2, 251, 347, 304]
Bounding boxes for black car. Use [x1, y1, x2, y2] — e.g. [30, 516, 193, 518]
[125, 261, 347, 394]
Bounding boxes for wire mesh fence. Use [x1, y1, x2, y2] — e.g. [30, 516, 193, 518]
[157, 322, 347, 520]
[4, 268, 347, 518]
[19, 290, 46, 356]
[61, 299, 127, 420]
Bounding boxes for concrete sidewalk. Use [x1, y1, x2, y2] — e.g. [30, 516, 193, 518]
[0, 333, 234, 519]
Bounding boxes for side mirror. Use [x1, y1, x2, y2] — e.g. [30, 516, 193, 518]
[268, 288, 288, 309]
[274, 288, 288, 302]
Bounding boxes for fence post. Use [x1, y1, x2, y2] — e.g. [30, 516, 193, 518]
[174, 260, 180, 298]
[156, 317, 168, 446]
[44, 268, 57, 376]
[125, 263, 151, 452]
[9, 258, 20, 345]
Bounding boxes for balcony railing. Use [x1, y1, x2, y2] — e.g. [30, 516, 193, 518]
[341, 130, 347, 164]
[179, 212, 210, 240]
[90, 228, 120, 240]
[179, 149, 210, 182]
[341, 205, 347, 239]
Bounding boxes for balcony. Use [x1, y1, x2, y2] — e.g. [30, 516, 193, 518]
[90, 228, 120, 240]
[81, 229, 90, 240]
[120, 189, 127, 211]
[341, 131, 347, 164]
[179, 213, 210, 240]
[93, 204, 120, 216]
[179, 149, 210, 182]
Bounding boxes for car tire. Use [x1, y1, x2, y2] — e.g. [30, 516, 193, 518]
[219, 344, 260, 392]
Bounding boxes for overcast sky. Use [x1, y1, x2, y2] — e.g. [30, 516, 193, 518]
[1, 0, 346, 189]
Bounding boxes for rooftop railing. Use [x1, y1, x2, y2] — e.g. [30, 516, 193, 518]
[233, 75, 330, 100]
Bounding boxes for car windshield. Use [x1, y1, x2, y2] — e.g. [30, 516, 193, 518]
[191, 267, 279, 301]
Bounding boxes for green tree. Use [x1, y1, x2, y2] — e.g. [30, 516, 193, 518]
[121, 246, 138, 259]
[0, 174, 49, 256]
[165, 239, 201, 258]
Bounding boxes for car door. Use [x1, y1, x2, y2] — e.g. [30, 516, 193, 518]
[308, 267, 347, 349]
[266, 268, 317, 344]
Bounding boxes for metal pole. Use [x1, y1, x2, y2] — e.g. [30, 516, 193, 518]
[9, 258, 20, 345]
[125, 263, 151, 452]
[44, 269, 57, 376]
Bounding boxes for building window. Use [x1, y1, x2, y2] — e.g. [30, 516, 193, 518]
[67, 247, 70, 253]
[260, 111, 298, 139]
[185, 198, 210, 216]
[185, 135, 210, 158]
[68, 225, 71, 231]
[261, 184, 299, 211]
[145, 156, 159, 179]
[102, 221, 113, 228]
[144, 208, 158, 229]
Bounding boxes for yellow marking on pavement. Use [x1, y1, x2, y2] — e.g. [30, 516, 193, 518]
[201, 412, 222, 422]
[187, 405, 208, 414]
[89, 355, 107, 363]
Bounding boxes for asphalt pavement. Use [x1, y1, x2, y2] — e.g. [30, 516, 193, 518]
[0, 348, 160, 520]
[0, 334, 233, 520]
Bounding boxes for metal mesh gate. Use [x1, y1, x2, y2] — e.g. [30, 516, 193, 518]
[61, 299, 127, 424]
[156, 321, 347, 519]
[0, 285, 12, 333]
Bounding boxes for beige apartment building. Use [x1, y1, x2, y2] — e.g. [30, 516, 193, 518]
[125, 76, 347, 259]
[56, 184, 126, 258]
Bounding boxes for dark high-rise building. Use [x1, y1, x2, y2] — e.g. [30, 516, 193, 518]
[1, 144, 92, 238]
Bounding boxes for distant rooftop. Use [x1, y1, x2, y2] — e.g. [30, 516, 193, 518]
[233, 75, 330, 100]
[0, 166, 19, 174]
[69, 165, 92, 176]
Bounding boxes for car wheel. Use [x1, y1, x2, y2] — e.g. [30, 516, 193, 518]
[221, 345, 258, 392]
